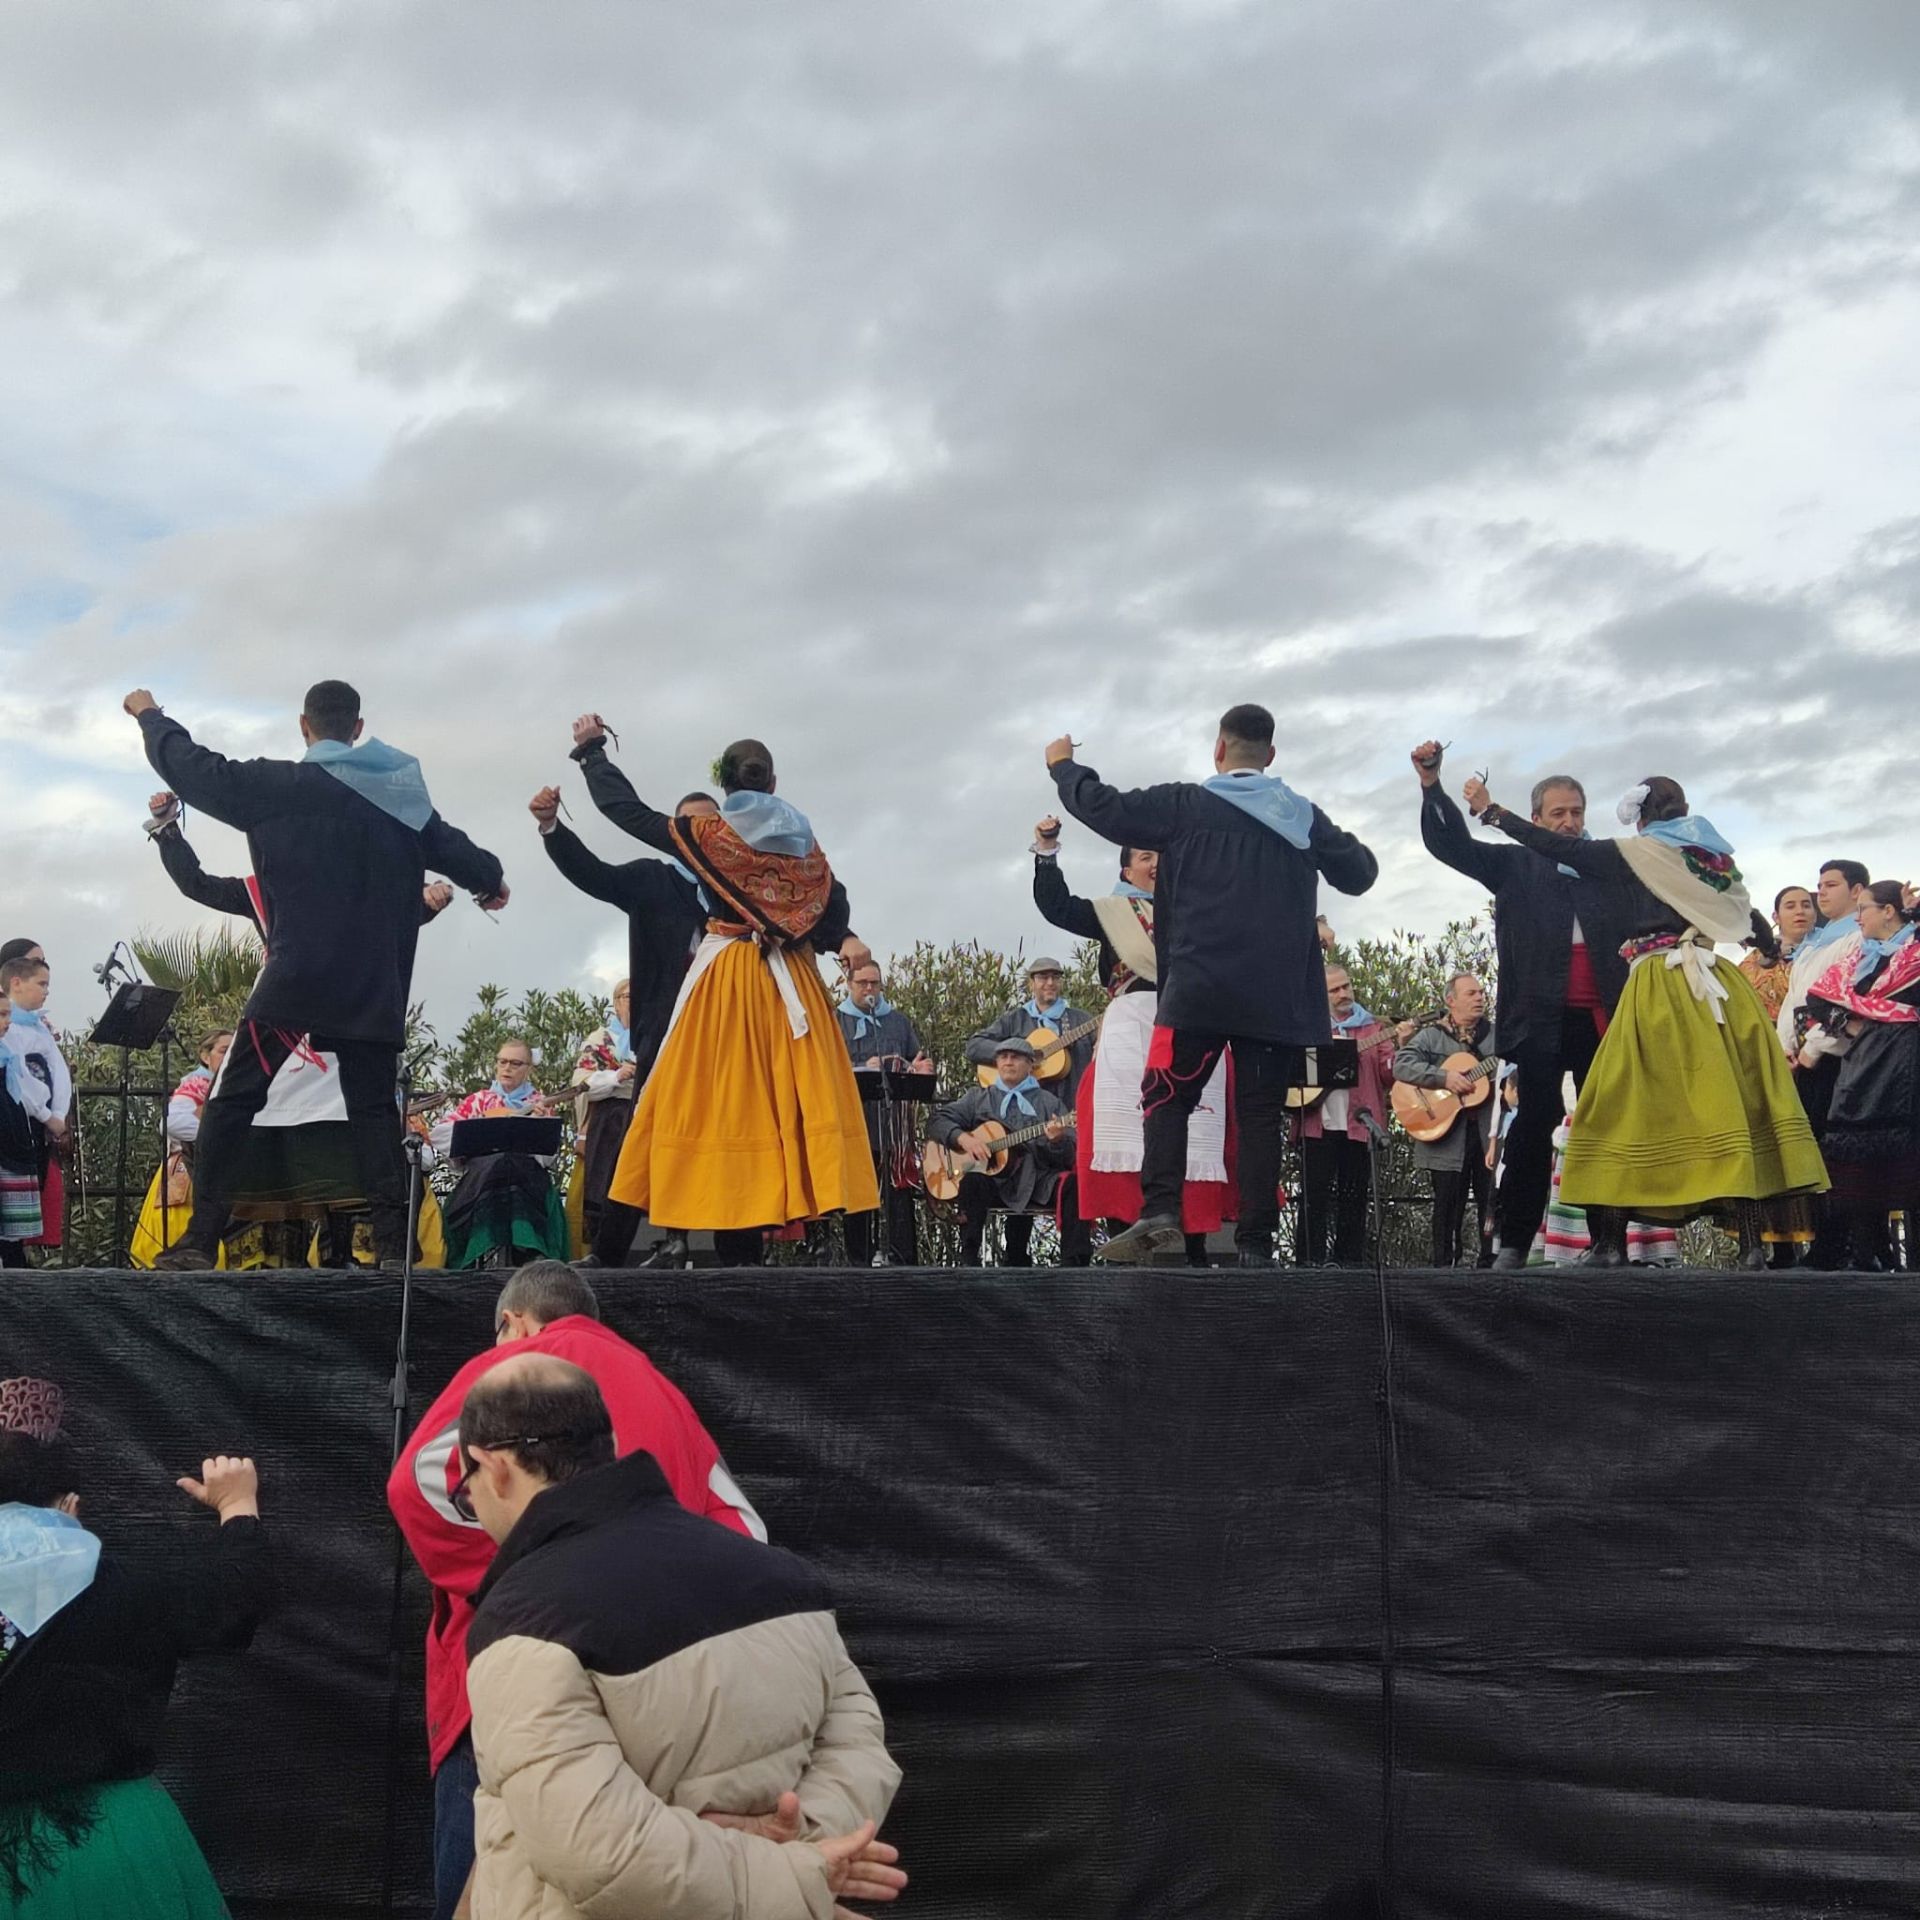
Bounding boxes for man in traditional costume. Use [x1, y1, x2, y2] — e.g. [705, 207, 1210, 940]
[1032, 814, 1228, 1267]
[1412, 742, 1630, 1270]
[576, 720, 877, 1266]
[126, 680, 505, 1271]
[966, 957, 1099, 1105]
[531, 773, 718, 1266]
[836, 962, 931, 1267]
[1466, 770, 1826, 1267]
[1050, 703, 1379, 1267]
[927, 1037, 1080, 1267]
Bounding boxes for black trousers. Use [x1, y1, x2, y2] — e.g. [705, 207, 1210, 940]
[1297, 1132, 1374, 1267]
[1142, 1031, 1298, 1250]
[1496, 1009, 1604, 1254]
[955, 1172, 1091, 1267]
[1429, 1131, 1494, 1268]
[845, 1185, 920, 1265]
[186, 1030, 408, 1259]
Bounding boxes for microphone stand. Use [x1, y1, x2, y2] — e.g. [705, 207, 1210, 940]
[1360, 1106, 1399, 1917]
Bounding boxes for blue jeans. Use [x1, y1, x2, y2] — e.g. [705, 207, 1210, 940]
[432, 1733, 480, 1920]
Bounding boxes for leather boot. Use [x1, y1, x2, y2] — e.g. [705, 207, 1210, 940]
[1580, 1207, 1628, 1268]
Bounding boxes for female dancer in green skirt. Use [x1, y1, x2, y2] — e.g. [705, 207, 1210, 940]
[1459, 773, 1827, 1267]
[0, 1377, 273, 1917]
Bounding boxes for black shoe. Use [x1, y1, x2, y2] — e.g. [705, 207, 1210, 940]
[1094, 1215, 1185, 1265]
[1580, 1207, 1629, 1269]
[1236, 1245, 1275, 1269]
[572, 1254, 605, 1270]
[1491, 1246, 1528, 1271]
[154, 1243, 217, 1272]
[638, 1236, 688, 1270]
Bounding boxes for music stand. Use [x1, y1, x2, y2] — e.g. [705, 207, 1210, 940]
[853, 1069, 937, 1264]
[89, 983, 184, 1262]
[1293, 1037, 1360, 1093]
[449, 1115, 564, 1159]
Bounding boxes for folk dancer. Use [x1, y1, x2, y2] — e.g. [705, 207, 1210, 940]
[1033, 814, 1228, 1267]
[1393, 974, 1500, 1269]
[431, 1041, 569, 1270]
[589, 724, 878, 1267]
[128, 680, 504, 1271]
[1412, 742, 1628, 1270]
[1296, 965, 1407, 1268]
[1052, 703, 1379, 1266]
[1805, 881, 1920, 1270]
[836, 962, 933, 1266]
[1466, 771, 1826, 1266]
[926, 1037, 1080, 1267]
[531, 767, 716, 1267]
[0, 956, 69, 1259]
[966, 957, 1097, 1105]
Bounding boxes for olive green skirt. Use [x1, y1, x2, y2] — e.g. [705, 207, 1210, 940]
[5, 1777, 228, 1920]
[1560, 952, 1828, 1218]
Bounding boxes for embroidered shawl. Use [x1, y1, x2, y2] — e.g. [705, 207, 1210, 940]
[1809, 937, 1920, 1027]
[1090, 895, 1158, 984]
[1618, 836, 1753, 944]
[671, 811, 835, 947]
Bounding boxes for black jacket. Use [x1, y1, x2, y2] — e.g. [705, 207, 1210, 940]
[1420, 787, 1630, 1053]
[571, 743, 855, 953]
[540, 823, 703, 1083]
[140, 713, 501, 1046]
[1051, 759, 1377, 1046]
[1033, 854, 1153, 998]
[927, 1080, 1076, 1212]
[156, 823, 446, 930]
[0, 1517, 273, 1809]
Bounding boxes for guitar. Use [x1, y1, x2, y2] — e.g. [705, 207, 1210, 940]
[974, 1011, 1104, 1089]
[1285, 1020, 1419, 1111]
[1389, 1052, 1499, 1143]
[921, 1116, 1074, 1203]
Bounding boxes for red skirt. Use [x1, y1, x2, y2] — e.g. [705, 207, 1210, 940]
[1071, 1054, 1236, 1233]
[26, 1155, 64, 1247]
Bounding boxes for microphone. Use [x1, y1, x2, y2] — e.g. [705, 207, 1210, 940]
[1358, 1109, 1392, 1152]
[93, 945, 128, 988]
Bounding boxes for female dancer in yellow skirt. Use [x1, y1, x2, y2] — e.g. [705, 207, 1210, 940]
[595, 727, 878, 1264]
[1461, 771, 1826, 1268]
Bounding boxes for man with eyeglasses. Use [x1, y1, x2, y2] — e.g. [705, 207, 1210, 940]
[388, 1262, 765, 1920]
[835, 963, 932, 1267]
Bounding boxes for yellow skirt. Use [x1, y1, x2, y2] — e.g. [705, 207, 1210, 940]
[1561, 951, 1829, 1217]
[610, 940, 880, 1231]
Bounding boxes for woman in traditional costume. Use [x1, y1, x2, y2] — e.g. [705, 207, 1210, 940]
[1805, 881, 1920, 1269]
[1739, 885, 1816, 1026]
[128, 1031, 233, 1271]
[604, 733, 877, 1264]
[568, 980, 637, 1254]
[1465, 772, 1826, 1267]
[0, 1377, 273, 1918]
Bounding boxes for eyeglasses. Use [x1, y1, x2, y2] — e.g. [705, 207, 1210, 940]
[452, 1431, 599, 1521]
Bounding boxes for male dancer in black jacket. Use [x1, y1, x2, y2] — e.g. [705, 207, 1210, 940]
[1050, 703, 1378, 1266]
[126, 681, 505, 1269]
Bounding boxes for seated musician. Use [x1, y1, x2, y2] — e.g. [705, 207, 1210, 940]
[965, 955, 1096, 1103]
[129, 1028, 234, 1269]
[1391, 974, 1498, 1269]
[431, 1039, 569, 1270]
[927, 1037, 1088, 1267]
[837, 961, 933, 1266]
[1032, 814, 1225, 1268]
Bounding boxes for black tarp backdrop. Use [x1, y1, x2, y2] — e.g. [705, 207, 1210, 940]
[7, 1271, 1920, 1919]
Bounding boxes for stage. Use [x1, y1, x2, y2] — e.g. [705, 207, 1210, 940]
[11, 1267, 1920, 1919]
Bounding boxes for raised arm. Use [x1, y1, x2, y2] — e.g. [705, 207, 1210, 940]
[570, 717, 678, 856]
[540, 819, 639, 911]
[135, 709, 302, 831]
[419, 812, 505, 899]
[1478, 800, 1625, 879]
[1419, 784, 1515, 895]
[1307, 807, 1378, 898]
[1033, 856, 1102, 943]
[154, 820, 256, 920]
[1049, 757, 1182, 851]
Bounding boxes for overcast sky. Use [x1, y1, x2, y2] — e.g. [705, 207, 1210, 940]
[6, 0, 1918, 1037]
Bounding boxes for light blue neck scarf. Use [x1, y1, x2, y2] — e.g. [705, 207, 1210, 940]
[1202, 769, 1313, 850]
[606, 1011, 632, 1064]
[1555, 829, 1591, 880]
[1801, 913, 1859, 957]
[1640, 814, 1734, 859]
[303, 738, 433, 831]
[1335, 1005, 1371, 1032]
[489, 1078, 538, 1111]
[1112, 881, 1153, 901]
[841, 994, 895, 1042]
[721, 791, 815, 858]
[665, 858, 712, 911]
[0, 1504, 101, 1637]
[996, 1077, 1039, 1120]
[1855, 924, 1914, 987]
[0, 1040, 27, 1107]
[1023, 999, 1065, 1032]
[8, 1007, 44, 1031]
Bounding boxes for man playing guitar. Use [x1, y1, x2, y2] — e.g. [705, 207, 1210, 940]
[965, 957, 1098, 1103]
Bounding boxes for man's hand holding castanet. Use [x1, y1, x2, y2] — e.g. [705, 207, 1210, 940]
[529, 786, 562, 833]
[1044, 735, 1075, 769]
[571, 713, 609, 751]
[123, 689, 159, 719]
[1461, 773, 1492, 817]
[1411, 740, 1444, 788]
[1034, 814, 1062, 851]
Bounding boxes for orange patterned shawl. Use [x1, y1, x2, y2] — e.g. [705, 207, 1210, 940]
[671, 812, 835, 947]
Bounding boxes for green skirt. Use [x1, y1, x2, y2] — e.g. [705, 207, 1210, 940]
[5, 1777, 228, 1920]
[1561, 951, 1829, 1218]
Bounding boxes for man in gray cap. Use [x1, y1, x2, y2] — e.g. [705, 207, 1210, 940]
[964, 956, 1098, 1106]
[927, 1037, 1088, 1266]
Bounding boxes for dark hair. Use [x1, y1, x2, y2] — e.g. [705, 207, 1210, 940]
[716, 740, 775, 795]
[1773, 885, 1815, 917]
[1861, 880, 1920, 925]
[1636, 775, 1687, 825]
[0, 957, 48, 993]
[1218, 703, 1274, 748]
[675, 791, 717, 814]
[0, 1430, 76, 1507]
[1530, 775, 1586, 816]
[0, 939, 40, 968]
[494, 1261, 600, 1329]
[1820, 858, 1871, 892]
[1118, 846, 1137, 875]
[301, 679, 362, 742]
[458, 1360, 615, 1487]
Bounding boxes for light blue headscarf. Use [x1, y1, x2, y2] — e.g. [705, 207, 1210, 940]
[1854, 923, 1914, 987]
[304, 738, 434, 831]
[721, 791, 815, 859]
[840, 994, 896, 1043]
[995, 1077, 1040, 1121]
[1202, 769, 1313, 850]
[0, 1504, 101, 1637]
[1639, 815, 1735, 859]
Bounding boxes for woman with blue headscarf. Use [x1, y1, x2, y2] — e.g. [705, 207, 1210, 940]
[1465, 772, 1826, 1267]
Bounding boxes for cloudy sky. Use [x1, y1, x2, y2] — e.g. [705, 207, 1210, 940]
[6, 0, 1918, 1036]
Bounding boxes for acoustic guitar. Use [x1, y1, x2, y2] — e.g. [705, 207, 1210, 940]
[973, 1011, 1104, 1089]
[1389, 1052, 1499, 1143]
[921, 1115, 1074, 1203]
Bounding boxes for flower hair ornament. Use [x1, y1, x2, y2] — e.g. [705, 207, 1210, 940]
[1616, 783, 1651, 829]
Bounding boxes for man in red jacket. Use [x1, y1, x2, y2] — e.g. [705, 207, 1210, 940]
[387, 1261, 762, 1920]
